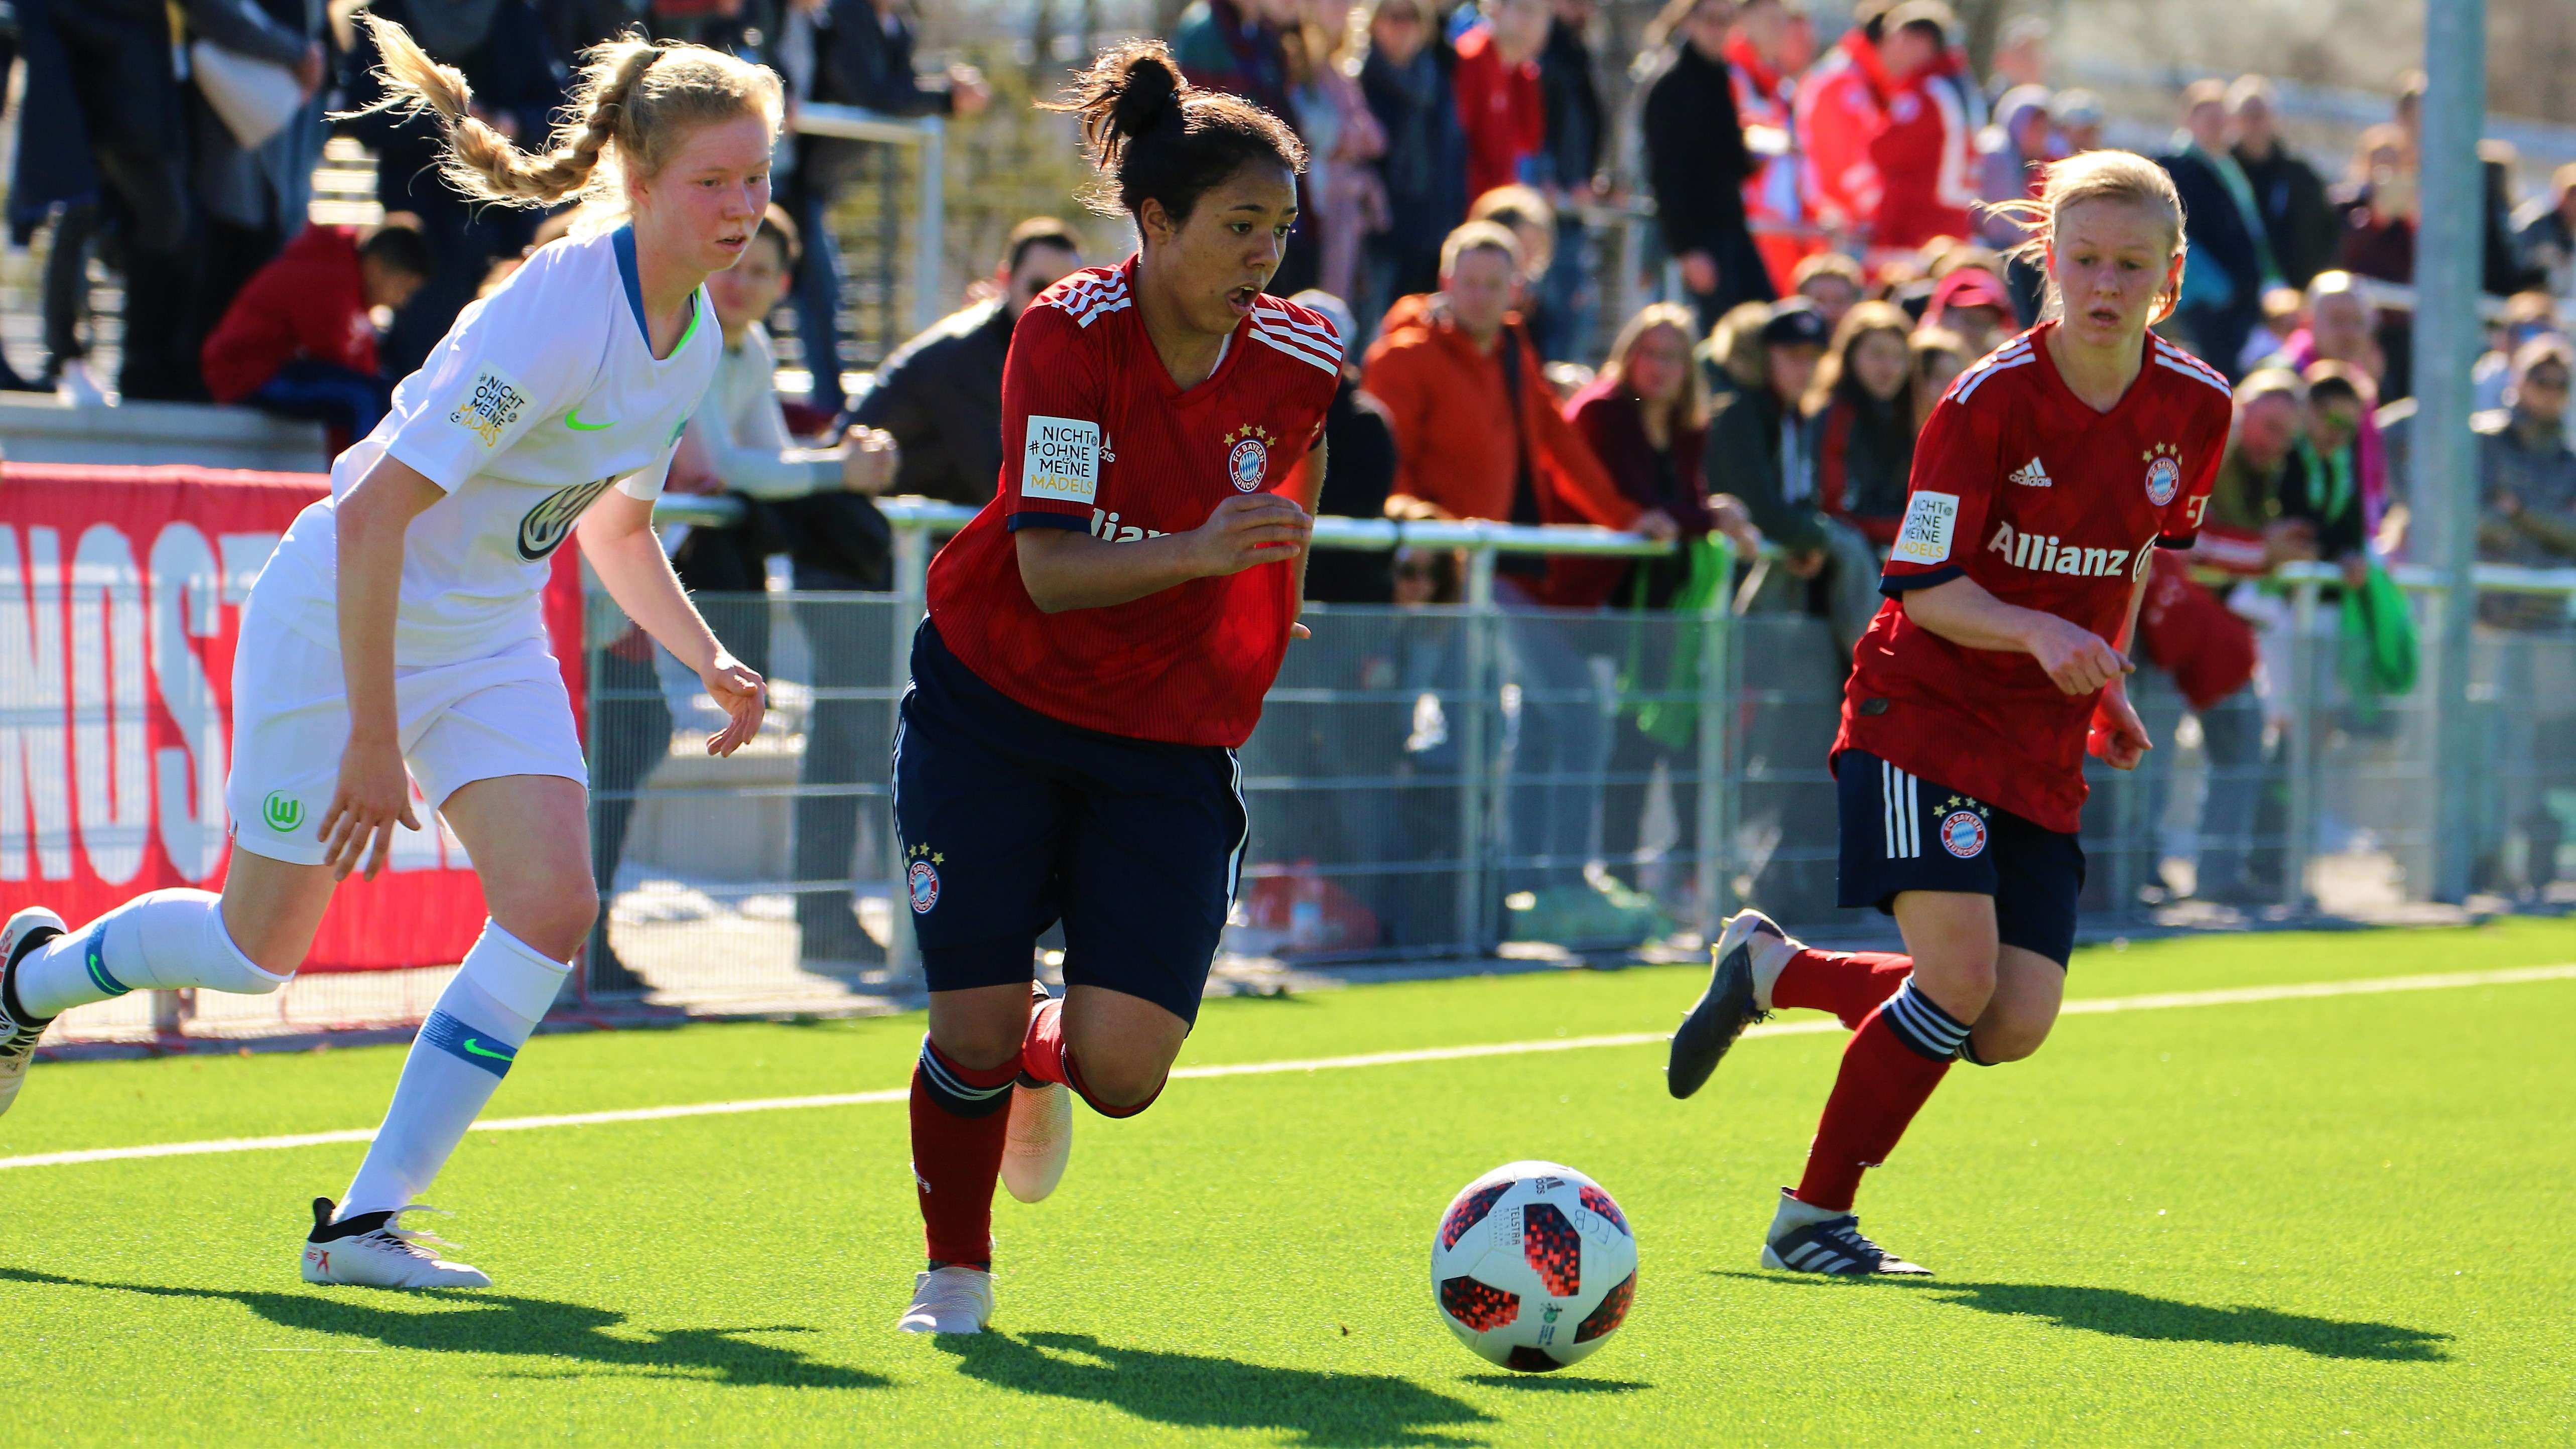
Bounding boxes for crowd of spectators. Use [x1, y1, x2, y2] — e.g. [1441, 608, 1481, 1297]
[13, 0, 2576, 916]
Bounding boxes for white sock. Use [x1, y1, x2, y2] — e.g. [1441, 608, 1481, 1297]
[15, 889, 291, 1018]
[339, 921, 568, 1219]
[1769, 1186, 1851, 1241]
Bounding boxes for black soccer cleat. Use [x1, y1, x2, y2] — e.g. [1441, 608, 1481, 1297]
[1763, 1214, 1932, 1276]
[1665, 911, 1774, 1099]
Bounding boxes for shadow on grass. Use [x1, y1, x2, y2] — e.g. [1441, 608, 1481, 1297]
[1715, 1270, 2451, 1361]
[1463, 1372, 1650, 1392]
[0, 1267, 886, 1389]
[937, 1330, 1490, 1446]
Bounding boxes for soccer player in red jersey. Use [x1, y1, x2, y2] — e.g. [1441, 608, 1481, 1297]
[1666, 151, 2233, 1274]
[889, 43, 1341, 1333]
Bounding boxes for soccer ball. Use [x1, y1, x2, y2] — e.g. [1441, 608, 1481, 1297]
[1430, 1160, 1637, 1372]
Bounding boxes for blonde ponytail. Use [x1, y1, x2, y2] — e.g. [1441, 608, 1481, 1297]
[339, 15, 782, 223]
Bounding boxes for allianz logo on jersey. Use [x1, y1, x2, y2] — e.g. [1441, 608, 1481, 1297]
[1087, 508, 1166, 543]
[1985, 520, 2150, 581]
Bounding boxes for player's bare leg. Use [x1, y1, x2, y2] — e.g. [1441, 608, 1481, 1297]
[1961, 950, 2066, 1065]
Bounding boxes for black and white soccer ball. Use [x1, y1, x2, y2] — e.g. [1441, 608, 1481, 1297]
[1430, 1160, 1637, 1372]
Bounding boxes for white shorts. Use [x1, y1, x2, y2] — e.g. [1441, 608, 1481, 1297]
[226, 597, 587, 867]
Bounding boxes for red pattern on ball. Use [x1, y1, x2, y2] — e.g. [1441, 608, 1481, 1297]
[1521, 1202, 1582, 1297]
[1439, 1181, 1511, 1250]
[1579, 1185, 1629, 1236]
[1439, 1275, 1520, 1332]
[1573, 1269, 1635, 1343]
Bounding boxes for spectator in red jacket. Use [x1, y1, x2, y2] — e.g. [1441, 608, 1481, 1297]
[1452, 0, 1549, 202]
[201, 223, 431, 449]
[1791, 1, 1895, 246]
[1865, 1, 1980, 255]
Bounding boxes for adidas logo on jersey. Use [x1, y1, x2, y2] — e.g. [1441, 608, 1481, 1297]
[2009, 457, 2052, 487]
[1986, 520, 2150, 580]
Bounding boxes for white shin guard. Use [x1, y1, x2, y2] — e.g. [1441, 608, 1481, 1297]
[339, 920, 568, 1219]
[15, 889, 291, 1019]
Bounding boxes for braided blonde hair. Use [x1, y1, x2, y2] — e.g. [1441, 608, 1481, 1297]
[341, 16, 782, 226]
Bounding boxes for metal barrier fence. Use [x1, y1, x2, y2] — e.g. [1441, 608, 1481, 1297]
[586, 499, 2576, 1004]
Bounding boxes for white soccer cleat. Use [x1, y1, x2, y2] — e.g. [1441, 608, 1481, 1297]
[1000, 1081, 1073, 1204]
[300, 1197, 493, 1289]
[897, 1265, 994, 1334]
[0, 907, 66, 1120]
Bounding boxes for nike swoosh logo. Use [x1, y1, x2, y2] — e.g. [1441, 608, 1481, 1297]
[565, 409, 614, 431]
[461, 1038, 513, 1060]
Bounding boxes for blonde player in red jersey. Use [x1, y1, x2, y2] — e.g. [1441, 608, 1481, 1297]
[1667, 151, 2233, 1275]
[887, 43, 1341, 1334]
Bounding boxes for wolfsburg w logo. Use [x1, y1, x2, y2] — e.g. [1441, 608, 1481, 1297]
[518, 477, 619, 560]
[261, 791, 302, 832]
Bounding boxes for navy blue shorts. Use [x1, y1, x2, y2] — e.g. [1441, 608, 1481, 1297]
[1834, 748, 2085, 968]
[891, 620, 1246, 1026]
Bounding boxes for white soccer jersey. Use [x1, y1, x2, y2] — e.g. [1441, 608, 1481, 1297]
[259, 226, 720, 664]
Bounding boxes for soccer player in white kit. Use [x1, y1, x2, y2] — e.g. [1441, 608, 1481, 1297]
[0, 20, 780, 1289]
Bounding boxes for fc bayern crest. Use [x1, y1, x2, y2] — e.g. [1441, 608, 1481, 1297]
[2143, 443, 2182, 506]
[1224, 425, 1274, 492]
[1940, 809, 1990, 859]
[908, 859, 941, 913]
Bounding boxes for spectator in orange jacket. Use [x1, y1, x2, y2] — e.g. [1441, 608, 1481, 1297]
[1363, 222, 1677, 582]
[1452, 0, 1550, 201]
[1364, 222, 1678, 906]
[1866, 2, 1981, 255]
[201, 223, 431, 449]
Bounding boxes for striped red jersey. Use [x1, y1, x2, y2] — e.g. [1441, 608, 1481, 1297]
[1834, 324, 2233, 832]
[924, 259, 1342, 746]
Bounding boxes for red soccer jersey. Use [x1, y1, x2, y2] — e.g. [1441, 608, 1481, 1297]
[925, 260, 1341, 746]
[1834, 325, 2233, 833]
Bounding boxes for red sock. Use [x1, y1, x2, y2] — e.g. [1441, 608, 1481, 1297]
[1773, 950, 1914, 1029]
[1019, 996, 1070, 1087]
[909, 1039, 1020, 1268]
[1020, 995, 1164, 1118]
[1794, 1002, 1953, 1212]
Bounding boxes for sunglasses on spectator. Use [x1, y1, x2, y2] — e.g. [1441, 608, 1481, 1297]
[2524, 370, 2571, 395]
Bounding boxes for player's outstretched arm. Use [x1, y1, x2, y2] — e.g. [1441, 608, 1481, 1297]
[1901, 573, 2134, 697]
[323, 455, 445, 879]
[576, 487, 766, 757]
[1015, 492, 1313, 614]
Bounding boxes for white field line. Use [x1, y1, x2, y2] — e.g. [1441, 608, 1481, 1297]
[5, 961, 2572, 1174]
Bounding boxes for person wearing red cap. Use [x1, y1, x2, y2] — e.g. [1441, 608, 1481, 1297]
[1922, 266, 2014, 362]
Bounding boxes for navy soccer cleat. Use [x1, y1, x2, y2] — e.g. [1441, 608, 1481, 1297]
[1763, 1209, 1932, 1276]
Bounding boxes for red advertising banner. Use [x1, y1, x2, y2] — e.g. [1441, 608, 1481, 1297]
[1, 464, 586, 972]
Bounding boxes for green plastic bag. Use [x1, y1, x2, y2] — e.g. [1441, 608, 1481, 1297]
[2337, 558, 2418, 702]
[1619, 535, 1732, 752]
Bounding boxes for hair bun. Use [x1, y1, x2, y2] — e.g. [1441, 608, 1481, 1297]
[1110, 49, 1185, 139]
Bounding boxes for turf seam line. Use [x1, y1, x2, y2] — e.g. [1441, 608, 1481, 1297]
[6, 961, 2572, 1173]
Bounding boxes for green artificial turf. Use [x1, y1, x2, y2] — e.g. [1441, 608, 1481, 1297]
[2, 920, 2571, 1445]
